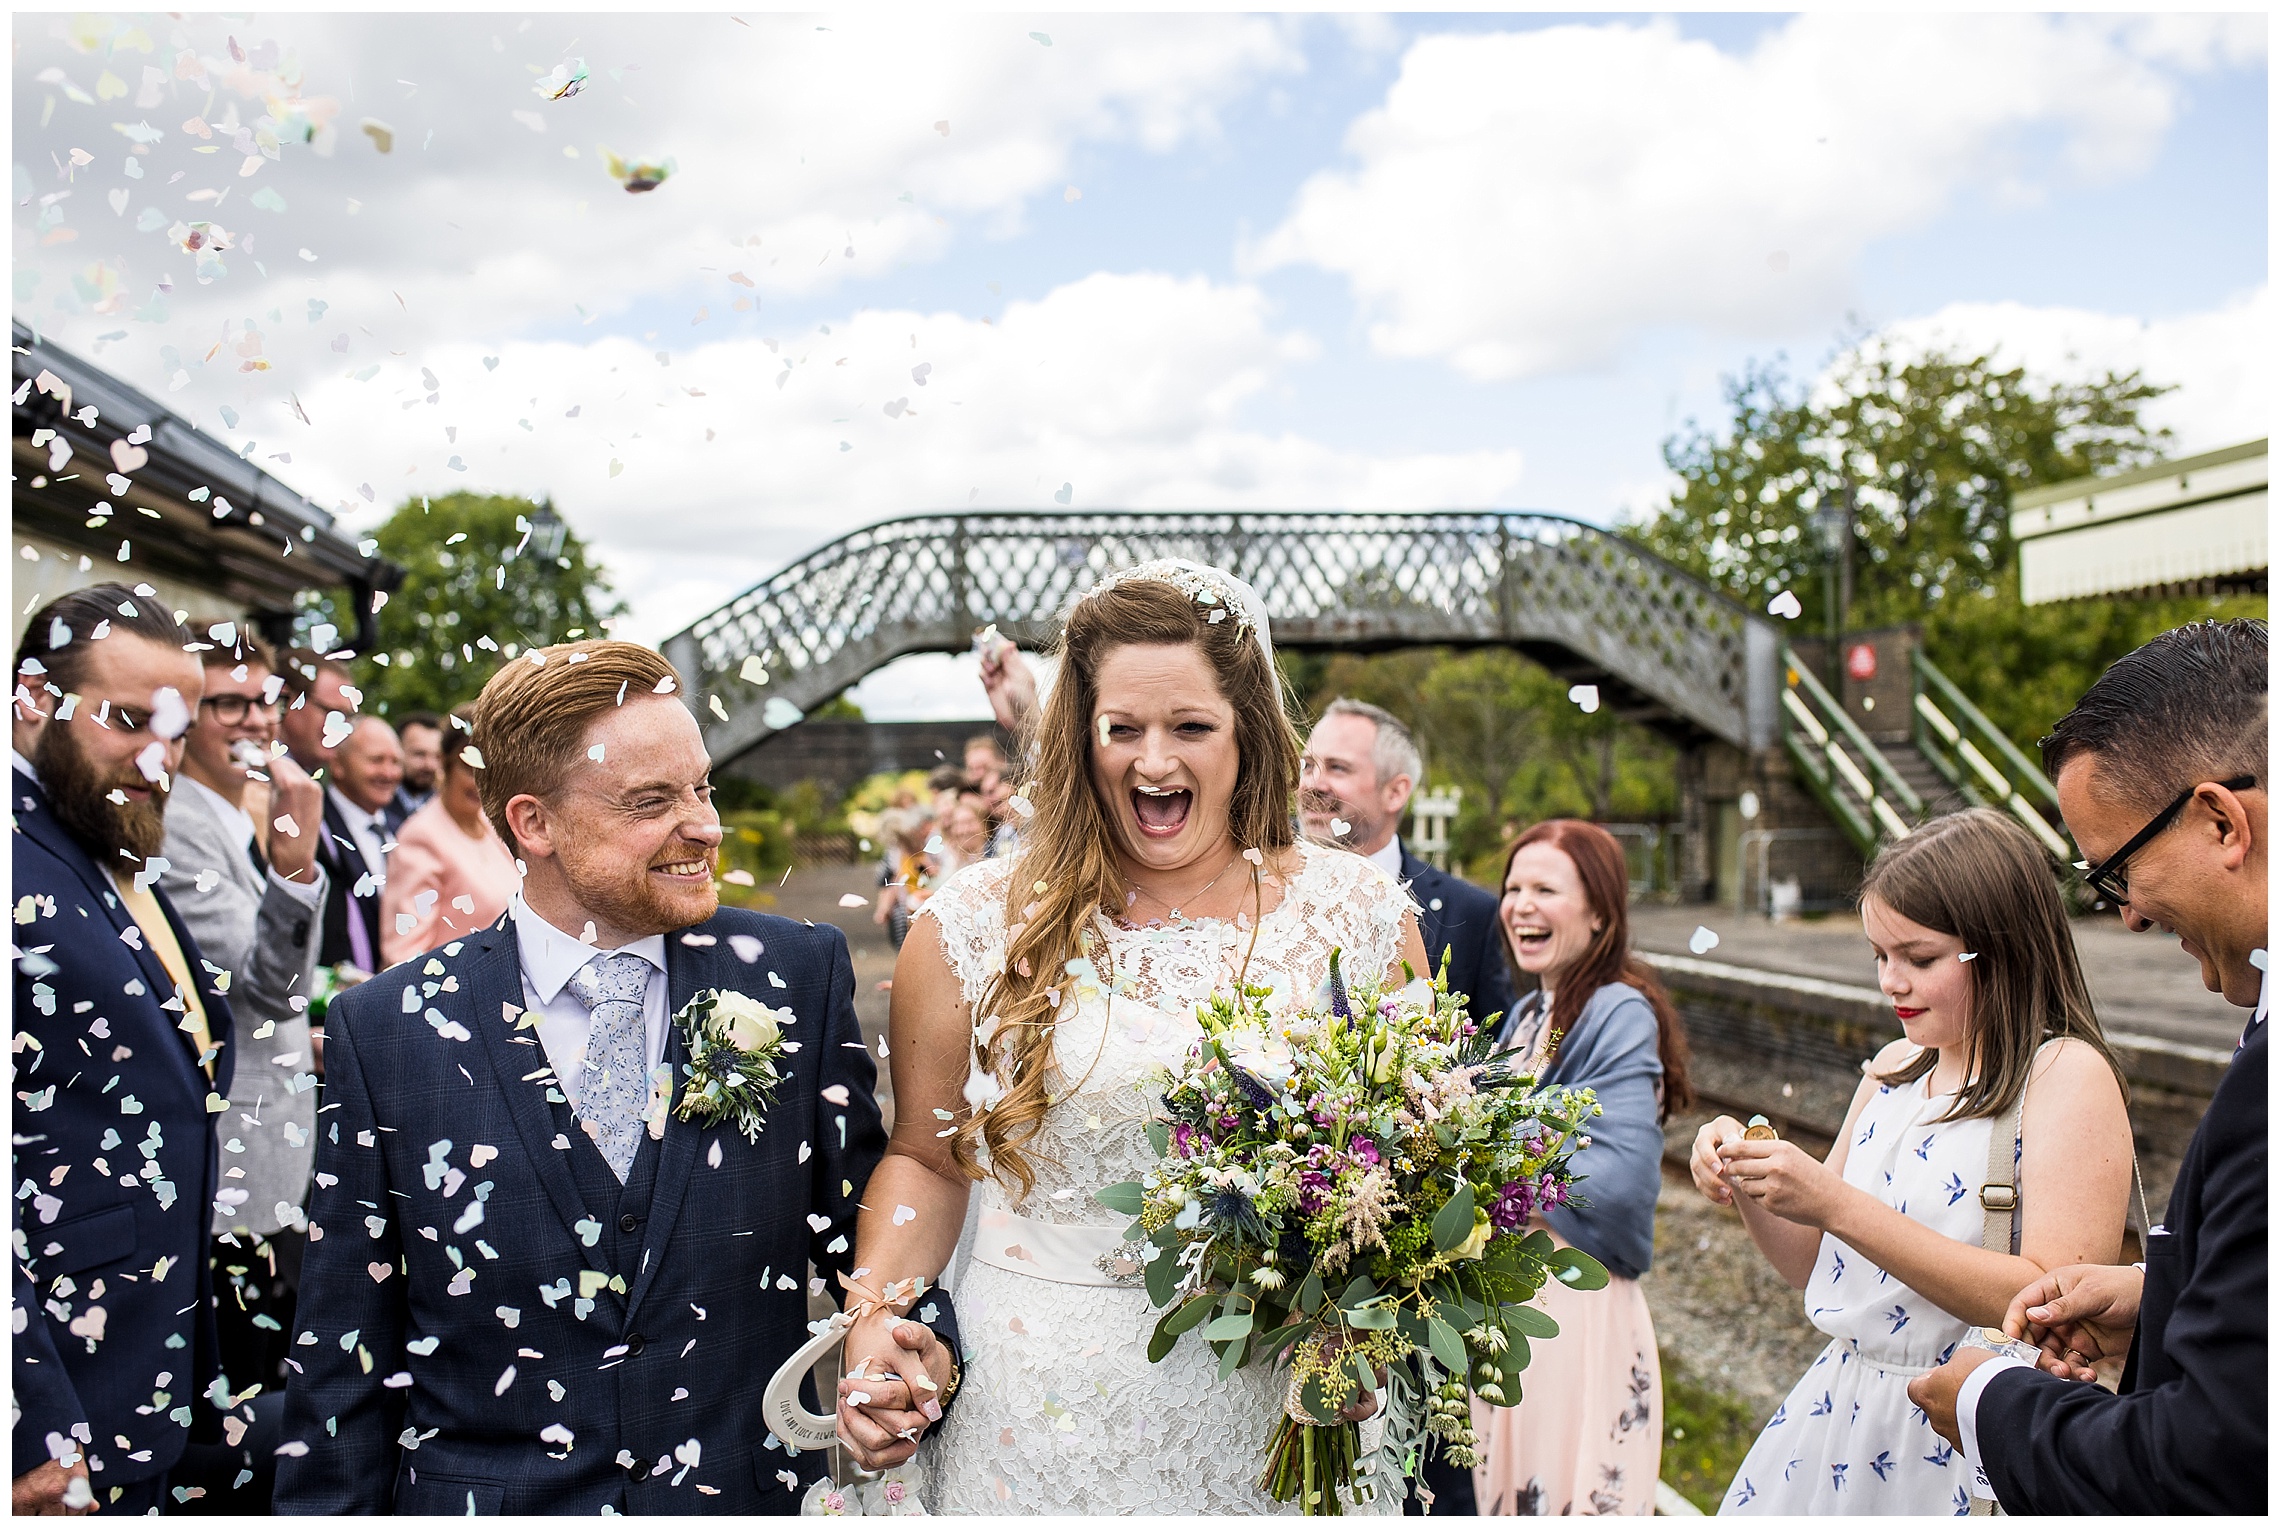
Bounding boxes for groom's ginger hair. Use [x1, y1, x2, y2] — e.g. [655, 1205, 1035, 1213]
[469, 640, 680, 854]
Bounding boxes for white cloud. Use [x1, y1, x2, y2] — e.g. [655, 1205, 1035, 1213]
[1877, 286, 2273, 455]
[1250, 14, 2252, 381]
[278, 271, 1526, 644]
[15, 12, 1304, 349]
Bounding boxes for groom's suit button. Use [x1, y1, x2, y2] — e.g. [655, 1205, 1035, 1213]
[626, 1332, 647, 1355]
[618, 1213, 640, 1233]
[627, 1459, 652, 1481]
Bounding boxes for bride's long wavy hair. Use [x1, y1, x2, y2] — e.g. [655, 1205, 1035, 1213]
[952, 576, 1304, 1202]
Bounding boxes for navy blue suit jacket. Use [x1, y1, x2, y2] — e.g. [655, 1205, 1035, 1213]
[1976, 1017, 2266, 1513]
[1400, 848, 1515, 1032]
[273, 905, 937, 1514]
[11, 769, 236, 1485]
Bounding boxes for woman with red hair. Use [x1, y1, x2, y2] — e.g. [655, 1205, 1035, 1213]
[1471, 819, 1695, 1516]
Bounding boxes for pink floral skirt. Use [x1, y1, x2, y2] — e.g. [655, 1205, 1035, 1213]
[1470, 1255, 1662, 1515]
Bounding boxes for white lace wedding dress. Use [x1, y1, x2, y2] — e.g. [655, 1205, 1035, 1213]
[916, 842, 1414, 1515]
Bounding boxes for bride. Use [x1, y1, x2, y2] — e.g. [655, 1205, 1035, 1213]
[833, 560, 1429, 1513]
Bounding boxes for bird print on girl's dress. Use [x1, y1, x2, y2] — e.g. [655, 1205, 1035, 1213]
[1914, 1131, 1938, 1160]
[1809, 1391, 1835, 1418]
[1857, 1118, 1877, 1145]
[1732, 1478, 1757, 1507]
[1885, 1304, 1912, 1335]
[1944, 1171, 1969, 1206]
[1831, 1462, 1850, 1492]
[1870, 1450, 1898, 1481]
[1951, 1484, 1973, 1514]
[1923, 1440, 1955, 1468]
[1766, 1402, 1788, 1428]
[1830, 1249, 1847, 1282]
[1783, 1457, 1804, 1482]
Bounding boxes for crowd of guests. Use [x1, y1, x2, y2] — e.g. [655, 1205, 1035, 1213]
[9, 579, 2265, 1516]
[868, 736, 1020, 948]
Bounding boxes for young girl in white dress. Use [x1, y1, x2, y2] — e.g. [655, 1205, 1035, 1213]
[1691, 808, 2135, 1516]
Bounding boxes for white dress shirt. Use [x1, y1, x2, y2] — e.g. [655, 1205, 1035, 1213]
[13, 747, 41, 784]
[1366, 834, 1405, 879]
[180, 773, 322, 909]
[509, 896, 670, 1114]
[327, 785, 392, 891]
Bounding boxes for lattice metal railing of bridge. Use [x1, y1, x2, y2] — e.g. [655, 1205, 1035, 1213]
[663, 511, 1783, 765]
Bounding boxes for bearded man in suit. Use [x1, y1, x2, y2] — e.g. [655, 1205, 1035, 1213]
[276, 641, 959, 1514]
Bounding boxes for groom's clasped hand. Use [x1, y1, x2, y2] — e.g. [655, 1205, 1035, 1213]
[836, 1309, 957, 1471]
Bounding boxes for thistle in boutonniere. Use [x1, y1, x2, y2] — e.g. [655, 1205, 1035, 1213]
[673, 989, 791, 1142]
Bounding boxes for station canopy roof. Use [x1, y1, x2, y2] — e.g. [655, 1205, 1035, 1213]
[2010, 438, 2267, 606]
[12, 319, 401, 645]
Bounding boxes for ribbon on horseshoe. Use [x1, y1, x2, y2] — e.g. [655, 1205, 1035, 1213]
[759, 1269, 935, 1454]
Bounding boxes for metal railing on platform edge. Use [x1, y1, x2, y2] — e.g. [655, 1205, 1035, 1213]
[1777, 645, 1921, 855]
[1910, 652, 2075, 864]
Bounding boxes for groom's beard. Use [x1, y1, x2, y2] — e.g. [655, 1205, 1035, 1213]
[36, 721, 169, 863]
[560, 840, 722, 936]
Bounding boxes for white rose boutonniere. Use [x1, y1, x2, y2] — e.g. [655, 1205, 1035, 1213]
[673, 988, 793, 1142]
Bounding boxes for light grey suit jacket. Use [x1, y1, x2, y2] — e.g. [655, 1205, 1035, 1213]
[158, 778, 327, 1241]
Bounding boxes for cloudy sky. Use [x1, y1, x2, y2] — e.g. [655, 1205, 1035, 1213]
[13, 11, 2269, 717]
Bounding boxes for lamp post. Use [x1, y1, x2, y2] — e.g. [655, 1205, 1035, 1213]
[1812, 477, 1855, 687]
[527, 500, 568, 562]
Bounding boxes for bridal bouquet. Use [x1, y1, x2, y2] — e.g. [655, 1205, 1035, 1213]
[1096, 953, 1606, 1515]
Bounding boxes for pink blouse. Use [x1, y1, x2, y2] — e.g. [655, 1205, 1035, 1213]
[380, 799, 520, 966]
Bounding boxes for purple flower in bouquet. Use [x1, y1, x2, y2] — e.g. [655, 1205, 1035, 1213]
[1490, 1180, 1534, 1230]
[1298, 1170, 1331, 1213]
[1350, 1137, 1380, 1167]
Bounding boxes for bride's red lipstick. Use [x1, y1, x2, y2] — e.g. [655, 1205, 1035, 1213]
[1892, 1005, 1925, 1019]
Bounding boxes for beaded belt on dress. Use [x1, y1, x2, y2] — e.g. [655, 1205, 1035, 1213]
[969, 1206, 1150, 1287]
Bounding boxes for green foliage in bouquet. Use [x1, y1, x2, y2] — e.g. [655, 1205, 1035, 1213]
[1096, 950, 1607, 1514]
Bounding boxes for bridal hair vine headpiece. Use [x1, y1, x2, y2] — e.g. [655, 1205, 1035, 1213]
[1071, 557, 1275, 667]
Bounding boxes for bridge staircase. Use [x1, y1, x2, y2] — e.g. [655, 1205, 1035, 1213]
[1778, 643, 2075, 866]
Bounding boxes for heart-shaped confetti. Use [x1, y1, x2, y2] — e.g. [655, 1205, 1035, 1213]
[367, 1262, 394, 1283]
[1568, 683, 1600, 714]
[1688, 925, 1720, 955]
[1768, 590, 1803, 619]
[110, 439, 149, 474]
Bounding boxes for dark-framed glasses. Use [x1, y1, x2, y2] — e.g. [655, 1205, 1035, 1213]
[199, 693, 277, 726]
[2081, 774, 2257, 904]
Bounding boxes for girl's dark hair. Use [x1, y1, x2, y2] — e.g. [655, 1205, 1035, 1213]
[1499, 819, 1694, 1122]
[1861, 808, 2125, 1122]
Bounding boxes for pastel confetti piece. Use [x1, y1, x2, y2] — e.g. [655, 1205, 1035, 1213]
[1567, 683, 1600, 713]
[838, 894, 869, 908]
[1768, 590, 1803, 619]
[1688, 925, 1720, 955]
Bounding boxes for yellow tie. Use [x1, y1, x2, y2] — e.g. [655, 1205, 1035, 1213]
[111, 871, 217, 1081]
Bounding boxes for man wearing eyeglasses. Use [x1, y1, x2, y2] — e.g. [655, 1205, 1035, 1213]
[154, 631, 332, 1510]
[1909, 617, 2267, 1513]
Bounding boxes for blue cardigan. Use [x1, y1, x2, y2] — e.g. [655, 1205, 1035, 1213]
[1512, 982, 1665, 1281]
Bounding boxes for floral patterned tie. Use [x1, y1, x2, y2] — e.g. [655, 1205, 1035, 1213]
[565, 951, 653, 1183]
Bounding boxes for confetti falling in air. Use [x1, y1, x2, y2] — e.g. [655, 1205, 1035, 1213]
[1768, 590, 1803, 619]
[1329, 818, 1351, 838]
[359, 118, 394, 153]
[838, 893, 869, 909]
[1688, 924, 1720, 955]
[1958, 952, 1978, 962]
[1567, 683, 1599, 713]
[536, 58, 589, 100]
[761, 697, 803, 730]
[604, 148, 676, 193]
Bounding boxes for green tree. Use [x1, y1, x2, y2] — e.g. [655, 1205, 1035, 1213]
[319, 493, 625, 718]
[1632, 338, 2262, 751]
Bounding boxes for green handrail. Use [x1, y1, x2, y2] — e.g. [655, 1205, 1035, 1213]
[1912, 652, 2060, 809]
[1784, 647, 1925, 818]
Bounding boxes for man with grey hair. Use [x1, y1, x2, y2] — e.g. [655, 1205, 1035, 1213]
[1302, 698, 1512, 1514]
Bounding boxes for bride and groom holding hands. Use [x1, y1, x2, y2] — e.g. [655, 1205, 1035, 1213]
[278, 558, 1426, 1514]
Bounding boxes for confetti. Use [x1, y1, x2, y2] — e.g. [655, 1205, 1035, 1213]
[1767, 590, 1803, 619]
[603, 149, 676, 193]
[1688, 925, 1720, 955]
[359, 119, 394, 153]
[1567, 683, 1600, 713]
[838, 893, 869, 909]
[535, 59, 588, 100]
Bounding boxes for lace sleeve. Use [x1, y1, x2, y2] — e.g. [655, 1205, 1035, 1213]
[1300, 843, 1418, 987]
[912, 855, 1017, 1013]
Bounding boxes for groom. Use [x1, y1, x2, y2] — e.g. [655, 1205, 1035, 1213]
[275, 642, 956, 1513]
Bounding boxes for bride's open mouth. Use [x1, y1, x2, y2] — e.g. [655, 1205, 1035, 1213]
[1509, 922, 1553, 954]
[1131, 784, 1192, 839]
